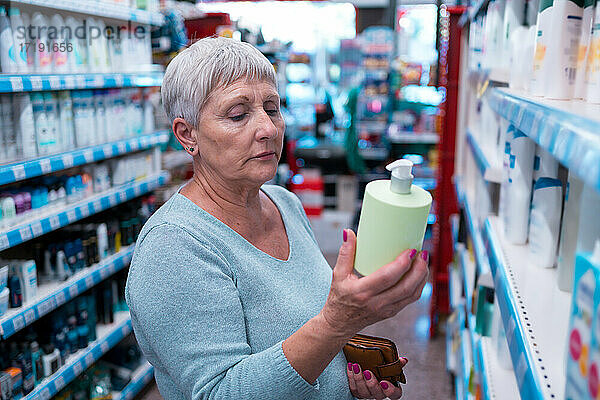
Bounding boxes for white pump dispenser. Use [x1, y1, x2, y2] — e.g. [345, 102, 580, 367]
[386, 159, 414, 194]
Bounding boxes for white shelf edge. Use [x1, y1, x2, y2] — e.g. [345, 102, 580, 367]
[112, 362, 155, 400]
[466, 131, 502, 183]
[478, 337, 520, 400]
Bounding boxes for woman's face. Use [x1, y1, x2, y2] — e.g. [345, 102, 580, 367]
[195, 78, 285, 188]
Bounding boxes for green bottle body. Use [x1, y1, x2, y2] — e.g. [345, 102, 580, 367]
[354, 180, 432, 276]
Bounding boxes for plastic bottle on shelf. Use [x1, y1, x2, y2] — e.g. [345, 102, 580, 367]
[532, 145, 559, 184]
[484, 0, 507, 69]
[97, 19, 110, 72]
[528, 177, 563, 268]
[13, 93, 37, 160]
[143, 89, 155, 133]
[85, 91, 98, 146]
[58, 91, 76, 151]
[576, 184, 600, 255]
[544, 0, 584, 99]
[9, 8, 28, 73]
[0, 6, 17, 74]
[31, 93, 51, 156]
[557, 173, 584, 291]
[94, 90, 107, 145]
[586, 4, 600, 103]
[43, 92, 60, 154]
[31, 13, 52, 74]
[50, 14, 69, 74]
[503, 0, 526, 70]
[530, 0, 554, 96]
[20, 12, 35, 72]
[65, 16, 85, 73]
[0, 94, 15, 163]
[574, 0, 596, 99]
[505, 130, 535, 244]
[526, 0, 542, 24]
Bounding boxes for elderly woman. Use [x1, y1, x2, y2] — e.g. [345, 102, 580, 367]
[126, 37, 429, 400]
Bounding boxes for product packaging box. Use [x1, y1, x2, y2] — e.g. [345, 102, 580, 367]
[565, 250, 600, 399]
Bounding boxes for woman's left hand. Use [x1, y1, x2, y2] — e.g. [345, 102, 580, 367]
[346, 360, 408, 400]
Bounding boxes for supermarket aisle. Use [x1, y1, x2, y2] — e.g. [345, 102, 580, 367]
[137, 254, 452, 400]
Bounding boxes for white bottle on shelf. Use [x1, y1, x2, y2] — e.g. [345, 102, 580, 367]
[31, 93, 51, 156]
[143, 89, 155, 133]
[505, 131, 535, 244]
[503, 0, 526, 70]
[65, 16, 84, 73]
[94, 90, 107, 144]
[557, 173, 584, 291]
[528, 177, 563, 268]
[530, 0, 554, 96]
[9, 8, 27, 73]
[43, 92, 59, 154]
[97, 19, 110, 72]
[574, 0, 596, 99]
[31, 12, 52, 74]
[13, 93, 37, 160]
[544, 0, 584, 99]
[576, 184, 600, 255]
[58, 91, 76, 151]
[0, 6, 17, 74]
[0, 94, 15, 162]
[586, 4, 600, 103]
[532, 145, 559, 184]
[50, 14, 69, 74]
[20, 12, 35, 72]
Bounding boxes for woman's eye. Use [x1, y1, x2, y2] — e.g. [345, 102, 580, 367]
[230, 114, 247, 122]
[266, 109, 279, 116]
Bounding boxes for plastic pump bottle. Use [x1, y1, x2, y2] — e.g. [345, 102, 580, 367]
[354, 159, 433, 276]
[0, 6, 17, 74]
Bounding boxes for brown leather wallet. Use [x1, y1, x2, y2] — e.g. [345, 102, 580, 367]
[343, 334, 407, 387]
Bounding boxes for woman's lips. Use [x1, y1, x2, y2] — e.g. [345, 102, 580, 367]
[253, 152, 276, 160]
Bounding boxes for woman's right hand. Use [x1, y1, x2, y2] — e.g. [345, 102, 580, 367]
[319, 229, 429, 339]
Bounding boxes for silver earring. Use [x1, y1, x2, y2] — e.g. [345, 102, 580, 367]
[189, 147, 194, 152]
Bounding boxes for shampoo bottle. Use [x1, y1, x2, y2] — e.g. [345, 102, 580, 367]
[533, 145, 559, 184]
[528, 177, 563, 268]
[354, 160, 432, 276]
[586, 4, 600, 103]
[505, 131, 535, 244]
[13, 93, 36, 160]
[574, 0, 596, 99]
[0, 6, 17, 74]
[9, 8, 27, 73]
[558, 173, 584, 291]
[531, 0, 554, 96]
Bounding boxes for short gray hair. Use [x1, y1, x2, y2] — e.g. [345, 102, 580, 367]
[161, 37, 277, 127]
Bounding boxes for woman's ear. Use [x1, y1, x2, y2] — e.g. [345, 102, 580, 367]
[172, 118, 198, 155]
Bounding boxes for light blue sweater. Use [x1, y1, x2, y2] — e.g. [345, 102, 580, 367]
[126, 184, 355, 400]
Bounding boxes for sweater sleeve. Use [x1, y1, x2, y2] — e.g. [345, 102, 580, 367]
[125, 223, 320, 400]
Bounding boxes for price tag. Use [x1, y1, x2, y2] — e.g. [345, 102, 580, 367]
[93, 75, 104, 87]
[31, 221, 43, 237]
[101, 341, 110, 353]
[39, 387, 52, 400]
[12, 164, 26, 181]
[85, 353, 95, 366]
[72, 361, 83, 376]
[69, 285, 78, 298]
[66, 209, 77, 222]
[85, 275, 94, 288]
[117, 191, 125, 203]
[20, 227, 33, 241]
[49, 215, 60, 230]
[55, 375, 65, 390]
[12, 315, 25, 331]
[108, 263, 116, 275]
[117, 142, 126, 153]
[130, 140, 139, 151]
[109, 195, 116, 207]
[49, 75, 61, 90]
[80, 205, 89, 218]
[100, 267, 109, 279]
[0, 235, 9, 250]
[55, 291, 66, 306]
[140, 136, 149, 147]
[76, 75, 86, 87]
[103, 145, 113, 158]
[64, 75, 75, 89]
[121, 324, 129, 336]
[93, 199, 102, 212]
[134, 185, 141, 197]
[83, 150, 94, 163]
[115, 74, 124, 87]
[62, 154, 74, 168]
[40, 158, 52, 174]
[10, 76, 24, 91]
[30, 76, 43, 91]
[23, 308, 35, 325]
[37, 298, 55, 316]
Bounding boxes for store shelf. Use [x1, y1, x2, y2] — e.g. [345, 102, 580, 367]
[466, 131, 502, 183]
[0, 171, 170, 251]
[389, 131, 440, 144]
[0, 131, 169, 186]
[488, 87, 600, 193]
[0, 72, 163, 94]
[0, 246, 134, 338]
[450, 264, 462, 311]
[9, 0, 164, 25]
[459, 327, 472, 400]
[162, 150, 191, 170]
[458, 245, 475, 316]
[477, 337, 520, 400]
[483, 216, 570, 400]
[468, 68, 509, 85]
[112, 362, 155, 400]
[460, 183, 492, 276]
[458, 0, 489, 26]
[24, 312, 132, 400]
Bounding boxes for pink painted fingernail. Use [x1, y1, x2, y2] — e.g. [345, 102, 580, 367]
[380, 381, 389, 390]
[353, 364, 360, 374]
[409, 249, 417, 259]
[363, 370, 371, 380]
[343, 229, 347, 242]
[401, 357, 408, 362]
[421, 250, 429, 261]
[348, 362, 352, 371]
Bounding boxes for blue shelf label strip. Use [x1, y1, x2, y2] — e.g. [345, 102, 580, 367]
[482, 219, 545, 400]
[466, 131, 490, 178]
[0, 131, 169, 187]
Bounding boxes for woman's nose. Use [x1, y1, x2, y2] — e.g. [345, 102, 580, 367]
[254, 111, 278, 141]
